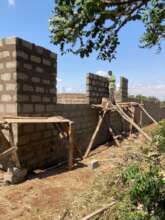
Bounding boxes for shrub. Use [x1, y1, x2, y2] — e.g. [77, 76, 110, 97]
[152, 120, 165, 153]
[121, 165, 165, 220]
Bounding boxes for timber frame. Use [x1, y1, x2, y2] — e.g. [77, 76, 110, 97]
[84, 99, 158, 158]
[0, 116, 75, 170]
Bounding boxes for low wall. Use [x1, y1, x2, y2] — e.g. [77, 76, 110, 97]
[57, 93, 88, 104]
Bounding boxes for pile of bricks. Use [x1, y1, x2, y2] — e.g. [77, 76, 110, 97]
[86, 73, 109, 104]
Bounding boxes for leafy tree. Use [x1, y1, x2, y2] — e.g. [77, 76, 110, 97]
[49, 0, 165, 61]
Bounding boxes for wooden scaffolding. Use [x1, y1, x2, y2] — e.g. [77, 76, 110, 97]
[84, 99, 158, 158]
[0, 116, 75, 170]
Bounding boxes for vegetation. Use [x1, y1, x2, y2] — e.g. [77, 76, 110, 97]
[65, 122, 165, 219]
[153, 120, 165, 153]
[129, 95, 160, 102]
[49, 0, 165, 61]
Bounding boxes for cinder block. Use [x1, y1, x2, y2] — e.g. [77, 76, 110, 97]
[36, 87, 44, 93]
[24, 63, 32, 70]
[1, 73, 11, 81]
[32, 77, 40, 83]
[31, 55, 41, 64]
[31, 95, 41, 102]
[35, 104, 45, 113]
[22, 40, 33, 50]
[5, 37, 16, 45]
[23, 104, 34, 113]
[6, 61, 16, 69]
[1, 94, 12, 102]
[23, 84, 33, 92]
[6, 104, 17, 113]
[36, 67, 43, 73]
[6, 83, 16, 91]
[0, 51, 10, 59]
[17, 51, 28, 60]
[43, 59, 51, 66]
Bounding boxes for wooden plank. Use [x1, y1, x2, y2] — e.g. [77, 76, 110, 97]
[84, 103, 109, 158]
[115, 103, 152, 142]
[68, 122, 74, 170]
[139, 105, 158, 125]
[129, 106, 135, 136]
[1, 116, 71, 124]
[108, 127, 120, 147]
[0, 129, 11, 150]
[0, 147, 16, 160]
[81, 201, 116, 220]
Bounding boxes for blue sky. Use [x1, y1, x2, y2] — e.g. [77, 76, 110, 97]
[1, 0, 165, 99]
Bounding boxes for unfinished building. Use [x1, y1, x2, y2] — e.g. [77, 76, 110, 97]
[0, 37, 165, 175]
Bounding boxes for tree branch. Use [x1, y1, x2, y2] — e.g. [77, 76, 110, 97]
[102, 0, 149, 6]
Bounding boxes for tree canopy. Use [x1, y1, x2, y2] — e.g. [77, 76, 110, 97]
[49, 0, 165, 61]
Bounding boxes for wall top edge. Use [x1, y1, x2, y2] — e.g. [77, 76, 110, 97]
[0, 36, 57, 59]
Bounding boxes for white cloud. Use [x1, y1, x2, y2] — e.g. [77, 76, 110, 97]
[129, 83, 165, 101]
[95, 70, 107, 77]
[8, 0, 15, 7]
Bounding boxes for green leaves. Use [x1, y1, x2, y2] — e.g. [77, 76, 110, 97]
[121, 164, 165, 220]
[49, 0, 165, 62]
[153, 120, 165, 153]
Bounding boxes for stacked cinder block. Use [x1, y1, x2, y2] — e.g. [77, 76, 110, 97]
[57, 93, 88, 104]
[0, 37, 58, 170]
[119, 76, 128, 102]
[86, 73, 109, 104]
[0, 38, 17, 115]
[15, 37, 57, 115]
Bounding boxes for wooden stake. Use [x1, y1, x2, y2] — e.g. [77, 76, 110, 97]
[81, 201, 116, 220]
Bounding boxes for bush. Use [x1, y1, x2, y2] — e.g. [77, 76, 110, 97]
[152, 120, 165, 153]
[121, 165, 165, 220]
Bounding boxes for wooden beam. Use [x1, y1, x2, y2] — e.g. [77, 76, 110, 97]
[81, 201, 116, 220]
[139, 105, 158, 125]
[84, 103, 109, 158]
[0, 147, 16, 160]
[68, 122, 75, 170]
[115, 103, 152, 142]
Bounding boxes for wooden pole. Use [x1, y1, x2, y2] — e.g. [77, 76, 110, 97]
[108, 127, 120, 147]
[8, 123, 21, 168]
[115, 103, 152, 142]
[83, 103, 109, 159]
[68, 122, 74, 170]
[81, 201, 116, 220]
[139, 105, 158, 125]
[129, 106, 135, 136]
[0, 147, 16, 160]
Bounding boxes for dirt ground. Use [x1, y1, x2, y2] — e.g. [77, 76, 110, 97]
[0, 125, 155, 220]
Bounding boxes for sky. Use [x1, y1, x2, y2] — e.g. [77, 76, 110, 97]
[0, 0, 165, 100]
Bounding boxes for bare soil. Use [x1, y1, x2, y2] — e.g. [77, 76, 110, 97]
[0, 125, 154, 220]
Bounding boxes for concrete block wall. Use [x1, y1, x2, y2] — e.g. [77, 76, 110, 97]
[119, 76, 128, 102]
[0, 37, 164, 171]
[57, 93, 88, 104]
[0, 38, 17, 115]
[86, 73, 129, 104]
[86, 73, 109, 104]
[16, 37, 57, 115]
